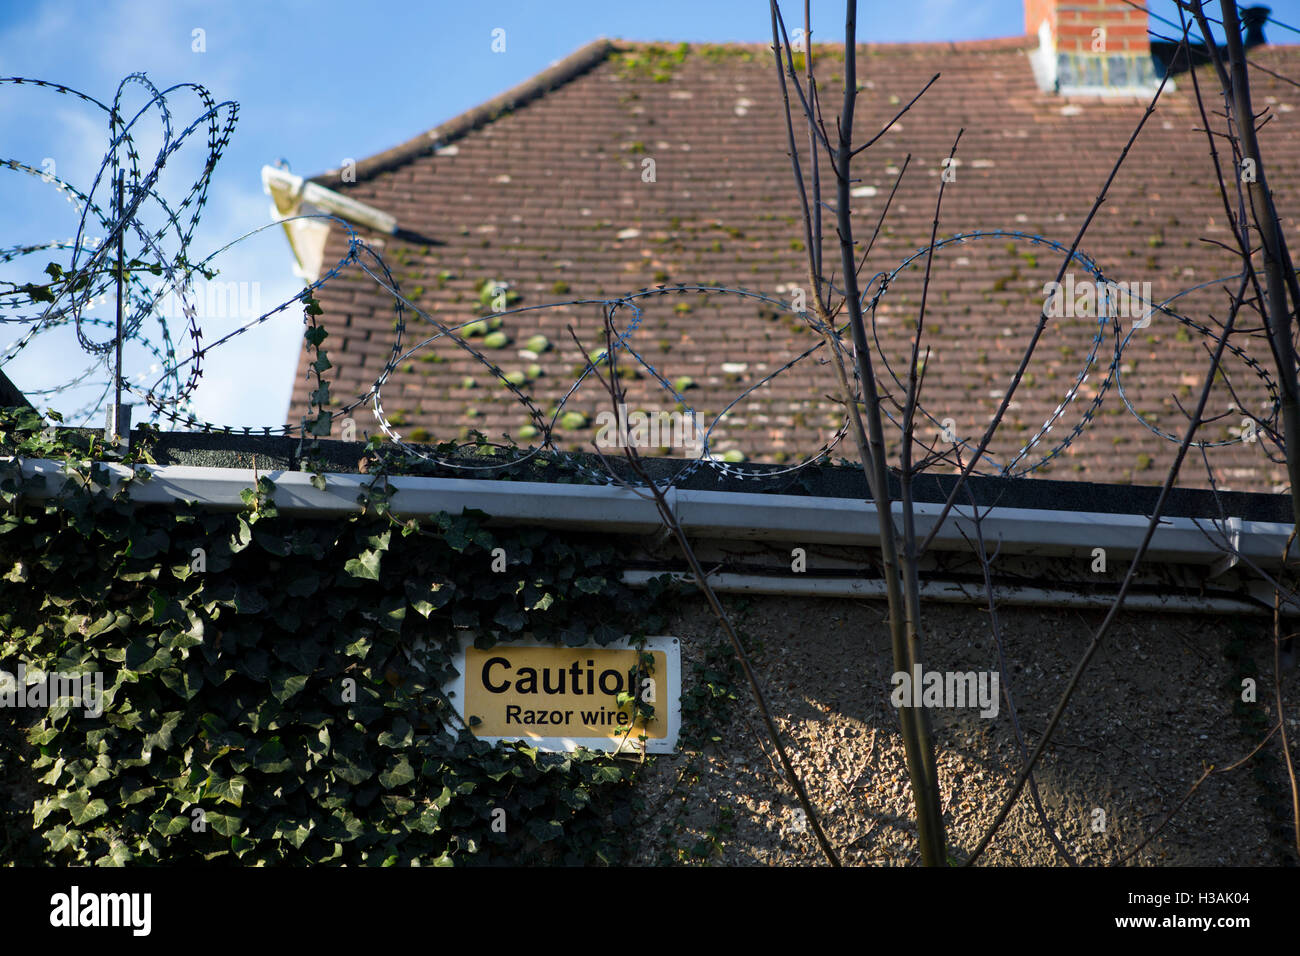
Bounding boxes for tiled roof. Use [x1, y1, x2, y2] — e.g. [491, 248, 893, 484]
[286, 37, 1300, 493]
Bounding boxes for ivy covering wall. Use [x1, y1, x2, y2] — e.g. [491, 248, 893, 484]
[0, 406, 675, 865]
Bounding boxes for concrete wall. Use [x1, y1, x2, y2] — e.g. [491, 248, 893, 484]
[630, 593, 1295, 866]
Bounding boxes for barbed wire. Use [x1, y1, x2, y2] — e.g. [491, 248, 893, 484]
[0, 73, 1275, 488]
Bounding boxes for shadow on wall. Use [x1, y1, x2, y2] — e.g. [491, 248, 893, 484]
[632, 594, 1291, 866]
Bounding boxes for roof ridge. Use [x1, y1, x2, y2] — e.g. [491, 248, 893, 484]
[311, 37, 615, 186]
[311, 34, 1041, 186]
[611, 35, 1037, 53]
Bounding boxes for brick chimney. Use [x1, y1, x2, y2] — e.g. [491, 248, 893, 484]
[1027, 0, 1151, 53]
[1026, 0, 1162, 95]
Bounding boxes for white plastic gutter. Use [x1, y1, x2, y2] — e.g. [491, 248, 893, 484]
[619, 570, 1277, 617]
[261, 166, 397, 235]
[261, 165, 397, 282]
[12, 458, 1292, 573]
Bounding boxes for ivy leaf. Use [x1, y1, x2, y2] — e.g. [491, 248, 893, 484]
[344, 549, 382, 581]
[442, 523, 472, 552]
[308, 411, 333, 437]
[204, 770, 249, 807]
[206, 811, 243, 837]
[254, 738, 292, 774]
[284, 570, 320, 597]
[79, 611, 118, 640]
[290, 529, 325, 557]
[161, 621, 204, 650]
[378, 719, 413, 749]
[142, 711, 183, 751]
[48, 824, 84, 855]
[561, 621, 589, 647]
[234, 584, 269, 614]
[231, 835, 256, 858]
[374, 595, 406, 633]
[32, 796, 58, 827]
[274, 636, 321, 674]
[150, 811, 189, 837]
[62, 791, 109, 825]
[378, 756, 415, 789]
[381, 794, 415, 816]
[125, 640, 172, 672]
[273, 820, 313, 849]
[493, 605, 527, 632]
[270, 672, 309, 703]
[158, 667, 202, 701]
[332, 751, 375, 786]
[230, 516, 254, 552]
[120, 781, 156, 807]
[125, 529, 169, 561]
[39, 757, 67, 787]
[101, 842, 135, 866]
[316, 811, 365, 842]
[147, 587, 170, 622]
[405, 579, 453, 617]
[365, 529, 392, 551]
[411, 795, 450, 834]
[527, 819, 564, 843]
[254, 530, 291, 556]
[239, 648, 270, 681]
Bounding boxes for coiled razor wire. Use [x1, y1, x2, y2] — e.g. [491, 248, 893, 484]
[0, 75, 1280, 488]
[1, 72, 239, 424]
[860, 230, 1277, 476]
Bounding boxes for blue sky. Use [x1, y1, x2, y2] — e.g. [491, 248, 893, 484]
[1, 0, 1295, 429]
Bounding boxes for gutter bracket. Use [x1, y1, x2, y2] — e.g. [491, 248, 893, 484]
[1208, 516, 1242, 578]
[662, 485, 682, 546]
[1246, 577, 1300, 615]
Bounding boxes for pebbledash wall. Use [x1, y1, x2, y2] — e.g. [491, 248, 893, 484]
[2, 422, 1296, 866]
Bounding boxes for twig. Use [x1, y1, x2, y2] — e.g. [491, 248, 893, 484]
[965, 268, 1249, 865]
[566, 314, 842, 867]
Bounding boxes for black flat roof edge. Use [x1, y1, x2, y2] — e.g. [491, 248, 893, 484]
[58, 428, 1287, 524]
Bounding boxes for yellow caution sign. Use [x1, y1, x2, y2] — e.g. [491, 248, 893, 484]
[447, 636, 680, 753]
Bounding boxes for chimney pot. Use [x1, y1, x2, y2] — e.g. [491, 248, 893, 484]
[1242, 6, 1271, 48]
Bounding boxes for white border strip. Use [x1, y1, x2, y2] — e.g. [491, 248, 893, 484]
[442, 635, 681, 754]
[10, 457, 1292, 566]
